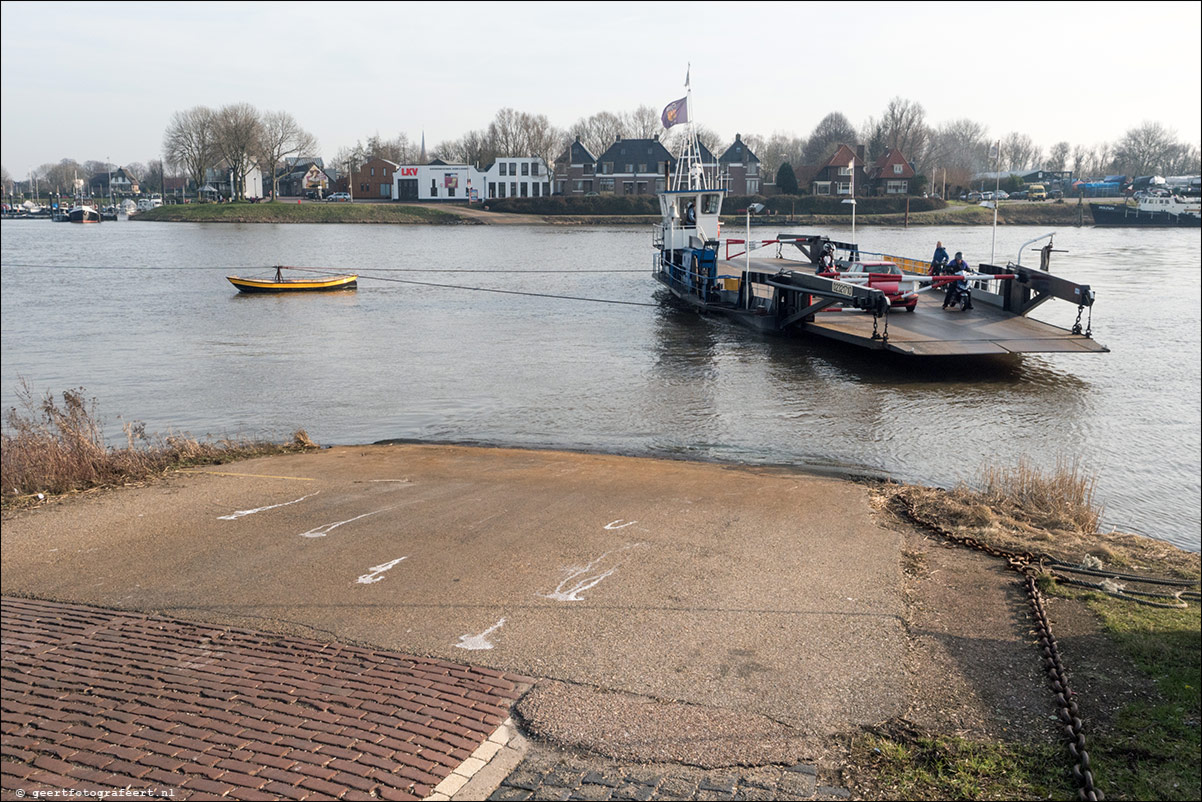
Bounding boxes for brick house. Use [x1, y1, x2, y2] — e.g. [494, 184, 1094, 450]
[868, 148, 915, 195]
[553, 137, 598, 195]
[809, 144, 866, 196]
[593, 136, 677, 195]
[88, 167, 140, 196]
[351, 158, 399, 199]
[719, 134, 761, 195]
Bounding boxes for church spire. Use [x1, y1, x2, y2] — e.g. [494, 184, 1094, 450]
[420, 131, 427, 164]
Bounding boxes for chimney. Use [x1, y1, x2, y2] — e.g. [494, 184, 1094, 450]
[653, 134, 658, 141]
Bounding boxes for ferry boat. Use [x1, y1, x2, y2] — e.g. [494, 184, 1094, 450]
[651, 94, 1107, 357]
[67, 205, 102, 223]
[1089, 194, 1201, 227]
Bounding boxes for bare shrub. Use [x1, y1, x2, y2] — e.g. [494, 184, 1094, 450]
[2, 383, 318, 507]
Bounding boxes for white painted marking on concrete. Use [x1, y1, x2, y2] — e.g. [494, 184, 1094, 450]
[538, 544, 641, 602]
[298, 506, 395, 538]
[219, 492, 319, 520]
[456, 618, 506, 651]
[604, 519, 637, 530]
[368, 479, 411, 483]
[356, 556, 409, 584]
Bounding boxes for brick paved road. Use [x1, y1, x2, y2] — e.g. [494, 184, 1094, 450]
[1, 597, 531, 800]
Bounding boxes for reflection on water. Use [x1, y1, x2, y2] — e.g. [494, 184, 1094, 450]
[1, 220, 1198, 552]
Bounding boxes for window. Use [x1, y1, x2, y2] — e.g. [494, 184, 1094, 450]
[521, 182, 528, 197]
[532, 183, 540, 197]
[655, 178, 665, 192]
[509, 163, 516, 175]
[624, 164, 634, 173]
[521, 162, 529, 176]
[602, 162, 613, 175]
[498, 183, 506, 198]
[748, 179, 759, 193]
[748, 164, 758, 176]
[430, 179, 438, 198]
[489, 182, 497, 198]
[837, 182, 851, 194]
[583, 164, 595, 175]
[839, 166, 852, 176]
[893, 163, 903, 174]
[599, 177, 614, 192]
[701, 194, 720, 214]
[622, 181, 634, 194]
[510, 182, 517, 197]
[499, 163, 507, 176]
[638, 164, 647, 173]
[371, 167, 375, 176]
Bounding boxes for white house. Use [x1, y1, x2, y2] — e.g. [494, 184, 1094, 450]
[389, 157, 550, 201]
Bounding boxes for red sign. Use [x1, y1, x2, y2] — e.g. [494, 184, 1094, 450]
[399, 167, 418, 177]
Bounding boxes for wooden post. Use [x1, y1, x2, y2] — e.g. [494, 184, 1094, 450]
[905, 196, 910, 227]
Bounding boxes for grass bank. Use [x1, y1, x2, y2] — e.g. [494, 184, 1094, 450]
[855, 462, 1201, 800]
[133, 201, 468, 225]
[1, 385, 319, 510]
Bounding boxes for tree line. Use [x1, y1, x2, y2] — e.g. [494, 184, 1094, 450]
[4, 97, 1199, 200]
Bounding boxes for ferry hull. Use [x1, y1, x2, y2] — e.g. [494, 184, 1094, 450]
[1090, 204, 1201, 227]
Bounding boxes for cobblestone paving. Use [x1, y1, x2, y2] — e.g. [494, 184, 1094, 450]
[1, 597, 530, 800]
[487, 745, 852, 801]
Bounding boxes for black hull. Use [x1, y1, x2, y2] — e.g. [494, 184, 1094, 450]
[1089, 204, 1200, 227]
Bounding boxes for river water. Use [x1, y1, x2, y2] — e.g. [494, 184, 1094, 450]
[1, 219, 1199, 551]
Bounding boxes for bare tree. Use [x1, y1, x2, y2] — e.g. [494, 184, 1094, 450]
[1000, 132, 1041, 172]
[624, 105, 661, 139]
[743, 133, 806, 186]
[213, 103, 262, 199]
[569, 111, 627, 160]
[1047, 141, 1071, 172]
[163, 106, 216, 199]
[1165, 142, 1201, 176]
[36, 159, 84, 195]
[864, 97, 931, 170]
[258, 110, 318, 200]
[1112, 122, 1180, 176]
[801, 112, 858, 166]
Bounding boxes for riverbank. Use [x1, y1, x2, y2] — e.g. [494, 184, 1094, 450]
[133, 201, 468, 224]
[127, 198, 1103, 227]
[2, 428, 1197, 799]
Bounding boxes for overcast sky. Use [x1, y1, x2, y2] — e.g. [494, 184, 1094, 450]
[2, 0, 1199, 177]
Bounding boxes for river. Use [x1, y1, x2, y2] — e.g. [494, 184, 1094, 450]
[1, 218, 1199, 552]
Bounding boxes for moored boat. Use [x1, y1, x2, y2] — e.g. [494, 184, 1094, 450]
[227, 266, 358, 293]
[1089, 194, 1200, 227]
[68, 205, 102, 223]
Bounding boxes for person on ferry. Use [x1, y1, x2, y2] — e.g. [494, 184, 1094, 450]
[685, 202, 696, 225]
[817, 242, 836, 274]
[942, 251, 973, 310]
[931, 240, 949, 274]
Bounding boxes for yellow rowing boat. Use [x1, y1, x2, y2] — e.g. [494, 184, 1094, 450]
[227, 267, 357, 293]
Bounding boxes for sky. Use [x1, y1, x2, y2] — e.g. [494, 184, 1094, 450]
[2, 0, 1200, 178]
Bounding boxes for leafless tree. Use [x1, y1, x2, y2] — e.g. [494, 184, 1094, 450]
[1070, 144, 1089, 178]
[801, 112, 858, 166]
[624, 105, 661, 139]
[257, 111, 318, 199]
[213, 103, 263, 199]
[742, 133, 806, 186]
[36, 159, 84, 195]
[163, 106, 216, 199]
[1164, 142, 1201, 175]
[863, 97, 931, 171]
[569, 111, 627, 160]
[1000, 132, 1042, 172]
[1046, 141, 1071, 172]
[1111, 122, 1181, 176]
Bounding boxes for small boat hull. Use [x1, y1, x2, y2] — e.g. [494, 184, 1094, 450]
[227, 274, 358, 293]
[68, 207, 102, 223]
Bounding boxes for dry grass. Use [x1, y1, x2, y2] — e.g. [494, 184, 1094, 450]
[1, 383, 318, 509]
[886, 458, 1200, 580]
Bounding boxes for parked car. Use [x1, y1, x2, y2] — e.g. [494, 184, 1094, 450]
[967, 191, 983, 202]
[305, 189, 320, 200]
[994, 190, 1009, 200]
[1048, 189, 1063, 200]
[326, 192, 351, 202]
[1010, 189, 1028, 200]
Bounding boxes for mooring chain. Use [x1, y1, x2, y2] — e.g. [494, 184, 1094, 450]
[896, 494, 1104, 801]
[1072, 304, 1085, 336]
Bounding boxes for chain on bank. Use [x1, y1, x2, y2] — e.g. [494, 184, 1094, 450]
[21, 789, 176, 799]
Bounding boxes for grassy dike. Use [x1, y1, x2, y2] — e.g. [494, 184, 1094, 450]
[133, 200, 471, 224]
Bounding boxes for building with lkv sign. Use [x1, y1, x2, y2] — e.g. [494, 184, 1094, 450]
[391, 157, 550, 201]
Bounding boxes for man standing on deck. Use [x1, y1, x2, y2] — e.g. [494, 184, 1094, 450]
[931, 241, 949, 274]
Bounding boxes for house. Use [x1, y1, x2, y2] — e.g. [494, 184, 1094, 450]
[553, 137, 598, 196]
[388, 156, 551, 201]
[868, 148, 915, 195]
[277, 162, 332, 197]
[480, 157, 551, 200]
[809, 145, 865, 196]
[204, 162, 264, 199]
[719, 134, 761, 195]
[352, 158, 400, 199]
[88, 167, 140, 196]
[593, 136, 677, 196]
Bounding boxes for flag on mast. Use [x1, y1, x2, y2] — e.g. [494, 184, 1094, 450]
[661, 97, 688, 128]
